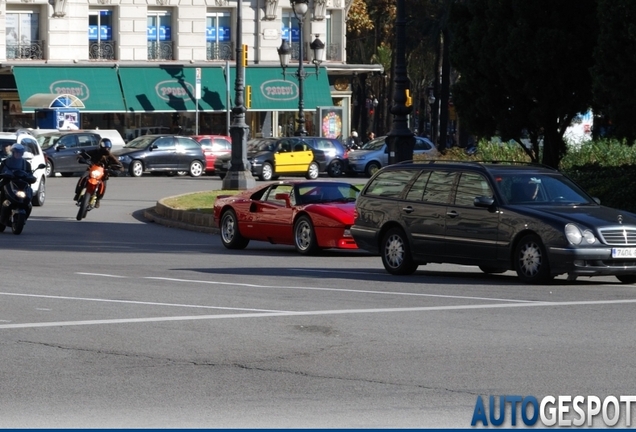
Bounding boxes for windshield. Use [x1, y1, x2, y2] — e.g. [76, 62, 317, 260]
[38, 135, 61, 150]
[360, 137, 386, 151]
[125, 136, 156, 149]
[296, 182, 360, 205]
[495, 173, 596, 205]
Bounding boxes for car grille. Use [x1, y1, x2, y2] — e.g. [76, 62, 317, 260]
[598, 227, 636, 245]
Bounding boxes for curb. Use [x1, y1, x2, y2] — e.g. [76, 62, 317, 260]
[143, 197, 219, 234]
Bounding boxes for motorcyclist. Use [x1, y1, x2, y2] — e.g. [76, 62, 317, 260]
[0, 143, 36, 221]
[73, 138, 123, 208]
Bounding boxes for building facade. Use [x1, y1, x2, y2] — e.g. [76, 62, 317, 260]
[0, 0, 381, 140]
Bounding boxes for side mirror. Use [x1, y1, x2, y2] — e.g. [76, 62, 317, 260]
[593, 197, 601, 205]
[56, 145, 66, 150]
[37, 163, 46, 169]
[474, 196, 495, 208]
[275, 193, 291, 207]
[151, 144, 158, 150]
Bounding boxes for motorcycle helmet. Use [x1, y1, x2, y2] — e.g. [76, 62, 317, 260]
[10, 143, 25, 157]
[99, 138, 112, 150]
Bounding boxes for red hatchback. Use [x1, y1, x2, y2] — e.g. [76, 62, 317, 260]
[191, 135, 232, 174]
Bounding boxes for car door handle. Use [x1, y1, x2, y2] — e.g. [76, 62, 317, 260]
[446, 210, 459, 218]
[402, 206, 414, 213]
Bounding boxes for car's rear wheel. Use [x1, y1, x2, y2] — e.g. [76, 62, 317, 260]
[44, 159, 54, 177]
[365, 161, 381, 178]
[32, 179, 45, 207]
[294, 215, 320, 255]
[479, 266, 507, 274]
[260, 162, 274, 181]
[129, 160, 144, 177]
[220, 209, 249, 249]
[189, 160, 204, 177]
[616, 275, 636, 284]
[327, 160, 343, 177]
[306, 162, 320, 180]
[381, 227, 418, 275]
[513, 234, 553, 284]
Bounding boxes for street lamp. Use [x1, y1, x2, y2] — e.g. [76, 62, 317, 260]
[278, 0, 324, 137]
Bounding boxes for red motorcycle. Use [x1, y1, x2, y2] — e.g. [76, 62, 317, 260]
[75, 156, 118, 221]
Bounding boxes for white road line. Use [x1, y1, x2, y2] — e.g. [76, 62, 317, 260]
[76, 272, 128, 278]
[0, 292, 288, 313]
[145, 276, 539, 303]
[1, 298, 636, 330]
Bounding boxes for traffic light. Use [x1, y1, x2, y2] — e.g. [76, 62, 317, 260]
[242, 44, 248, 67]
[245, 85, 252, 108]
[405, 89, 413, 107]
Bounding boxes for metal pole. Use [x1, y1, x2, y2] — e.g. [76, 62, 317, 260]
[225, 60, 230, 136]
[295, 10, 307, 136]
[222, 0, 255, 190]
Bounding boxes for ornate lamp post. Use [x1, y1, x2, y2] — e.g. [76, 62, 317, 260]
[277, 0, 324, 137]
[387, 0, 415, 164]
[222, 0, 255, 190]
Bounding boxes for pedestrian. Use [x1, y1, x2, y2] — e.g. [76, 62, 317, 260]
[365, 131, 375, 143]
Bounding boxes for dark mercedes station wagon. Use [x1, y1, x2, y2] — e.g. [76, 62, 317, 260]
[351, 161, 636, 284]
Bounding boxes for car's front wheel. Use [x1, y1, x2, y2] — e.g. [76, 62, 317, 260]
[189, 160, 204, 177]
[220, 209, 249, 249]
[327, 160, 343, 177]
[306, 162, 320, 180]
[44, 159, 54, 177]
[616, 275, 636, 284]
[365, 161, 381, 178]
[380, 227, 418, 275]
[129, 160, 144, 177]
[32, 179, 45, 207]
[294, 215, 320, 255]
[259, 162, 274, 181]
[513, 234, 553, 284]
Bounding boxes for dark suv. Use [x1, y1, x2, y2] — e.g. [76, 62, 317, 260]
[214, 136, 348, 181]
[351, 161, 636, 285]
[37, 131, 102, 177]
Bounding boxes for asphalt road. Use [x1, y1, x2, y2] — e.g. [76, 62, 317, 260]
[0, 174, 635, 428]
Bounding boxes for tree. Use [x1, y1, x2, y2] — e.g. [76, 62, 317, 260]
[593, 0, 636, 142]
[449, 0, 598, 168]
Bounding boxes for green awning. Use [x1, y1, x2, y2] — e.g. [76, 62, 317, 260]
[244, 67, 333, 111]
[118, 66, 226, 113]
[13, 66, 125, 112]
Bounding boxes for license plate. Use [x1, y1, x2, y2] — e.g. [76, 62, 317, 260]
[612, 248, 636, 258]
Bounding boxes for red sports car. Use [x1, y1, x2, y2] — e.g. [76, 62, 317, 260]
[191, 135, 232, 174]
[214, 181, 360, 254]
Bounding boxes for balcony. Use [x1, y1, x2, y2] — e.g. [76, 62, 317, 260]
[206, 42, 234, 61]
[6, 41, 45, 60]
[89, 41, 116, 61]
[327, 43, 340, 61]
[147, 41, 174, 61]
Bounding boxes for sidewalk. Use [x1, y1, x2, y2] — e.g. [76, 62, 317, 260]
[143, 197, 219, 234]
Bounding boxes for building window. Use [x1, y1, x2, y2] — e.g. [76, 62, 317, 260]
[6, 11, 43, 60]
[89, 9, 115, 60]
[281, 11, 302, 61]
[206, 11, 233, 61]
[147, 10, 173, 60]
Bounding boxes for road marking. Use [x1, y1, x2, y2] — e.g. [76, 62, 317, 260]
[145, 276, 539, 303]
[76, 272, 128, 278]
[1, 298, 636, 329]
[0, 292, 288, 313]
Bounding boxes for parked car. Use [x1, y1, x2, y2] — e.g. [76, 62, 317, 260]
[215, 136, 348, 181]
[351, 161, 636, 284]
[36, 131, 102, 177]
[347, 135, 438, 177]
[214, 180, 360, 254]
[112, 135, 206, 177]
[0, 132, 46, 206]
[191, 134, 232, 174]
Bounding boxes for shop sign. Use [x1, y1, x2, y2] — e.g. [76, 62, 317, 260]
[50, 80, 90, 100]
[155, 80, 195, 101]
[260, 79, 298, 101]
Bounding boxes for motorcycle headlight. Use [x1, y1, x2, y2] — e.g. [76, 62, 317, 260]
[15, 190, 26, 199]
[90, 169, 101, 179]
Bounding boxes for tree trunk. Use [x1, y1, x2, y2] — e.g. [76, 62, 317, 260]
[439, 28, 451, 152]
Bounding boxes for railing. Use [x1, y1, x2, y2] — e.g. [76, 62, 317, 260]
[6, 41, 45, 60]
[89, 41, 116, 60]
[147, 41, 174, 60]
[206, 41, 234, 61]
[290, 42, 308, 61]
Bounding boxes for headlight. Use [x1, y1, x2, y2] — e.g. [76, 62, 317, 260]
[90, 169, 102, 179]
[118, 155, 130, 162]
[15, 190, 26, 199]
[565, 223, 597, 245]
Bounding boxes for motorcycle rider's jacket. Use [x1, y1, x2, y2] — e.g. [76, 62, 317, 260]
[0, 157, 35, 184]
[81, 148, 123, 172]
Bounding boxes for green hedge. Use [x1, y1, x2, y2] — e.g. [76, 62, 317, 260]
[413, 139, 636, 213]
